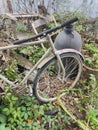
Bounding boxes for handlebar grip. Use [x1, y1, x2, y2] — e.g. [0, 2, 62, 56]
[61, 17, 78, 28]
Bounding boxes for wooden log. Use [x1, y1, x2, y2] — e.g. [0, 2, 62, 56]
[7, 0, 13, 13]
[33, 15, 53, 28]
[1, 13, 17, 21]
[13, 14, 39, 19]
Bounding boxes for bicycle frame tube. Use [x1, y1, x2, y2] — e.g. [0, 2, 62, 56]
[0, 40, 47, 51]
[46, 34, 66, 82]
[0, 74, 16, 87]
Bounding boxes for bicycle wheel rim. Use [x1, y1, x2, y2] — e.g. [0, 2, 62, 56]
[33, 53, 83, 103]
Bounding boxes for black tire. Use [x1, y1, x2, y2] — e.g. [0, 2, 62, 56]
[33, 53, 83, 103]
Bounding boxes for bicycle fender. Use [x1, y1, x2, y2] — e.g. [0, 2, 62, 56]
[37, 49, 84, 69]
[57, 49, 84, 61]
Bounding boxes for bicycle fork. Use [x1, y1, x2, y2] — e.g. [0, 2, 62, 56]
[47, 34, 65, 82]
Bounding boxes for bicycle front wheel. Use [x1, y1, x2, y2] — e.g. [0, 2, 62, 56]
[33, 53, 83, 103]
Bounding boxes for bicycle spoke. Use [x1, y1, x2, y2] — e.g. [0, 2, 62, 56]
[33, 53, 82, 102]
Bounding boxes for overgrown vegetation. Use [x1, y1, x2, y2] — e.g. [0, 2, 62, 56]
[83, 44, 98, 69]
[0, 94, 71, 130]
[0, 11, 98, 130]
[17, 45, 44, 63]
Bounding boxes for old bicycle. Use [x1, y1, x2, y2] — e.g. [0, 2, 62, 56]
[0, 17, 84, 103]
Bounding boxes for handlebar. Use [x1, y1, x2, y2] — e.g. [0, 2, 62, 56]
[13, 17, 78, 45]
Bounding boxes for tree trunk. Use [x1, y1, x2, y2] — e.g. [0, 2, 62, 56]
[7, 0, 13, 13]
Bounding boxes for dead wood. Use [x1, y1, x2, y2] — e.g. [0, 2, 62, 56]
[83, 17, 98, 24]
[10, 51, 33, 69]
[80, 31, 94, 39]
[83, 64, 98, 80]
[33, 15, 53, 28]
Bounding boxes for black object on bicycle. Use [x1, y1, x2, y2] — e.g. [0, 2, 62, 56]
[13, 17, 78, 45]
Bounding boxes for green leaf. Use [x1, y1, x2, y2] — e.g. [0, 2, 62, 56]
[96, 60, 98, 64]
[39, 106, 44, 115]
[0, 124, 11, 130]
[21, 107, 26, 111]
[89, 74, 96, 82]
[0, 114, 7, 123]
[24, 113, 28, 120]
[3, 108, 10, 116]
[11, 96, 18, 101]
[0, 124, 5, 130]
[22, 121, 26, 127]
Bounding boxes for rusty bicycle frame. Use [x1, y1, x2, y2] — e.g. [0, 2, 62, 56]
[0, 17, 83, 96]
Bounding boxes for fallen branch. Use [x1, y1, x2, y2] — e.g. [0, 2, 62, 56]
[57, 97, 91, 130]
[83, 64, 98, 80]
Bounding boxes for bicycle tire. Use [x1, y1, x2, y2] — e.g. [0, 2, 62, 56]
[33, 52, 83, 103]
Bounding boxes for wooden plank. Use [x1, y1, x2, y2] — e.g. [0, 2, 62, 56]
[33, 15, 53, 28]
[1, 13, 17, 21]
[2, 13, 42, 20]
[14, 14, 39, 18]
[10, 51, 33, 69]
[32, 23, 46, 51]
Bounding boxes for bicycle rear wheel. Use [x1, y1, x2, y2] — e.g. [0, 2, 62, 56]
[33, 53, 83, 103]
